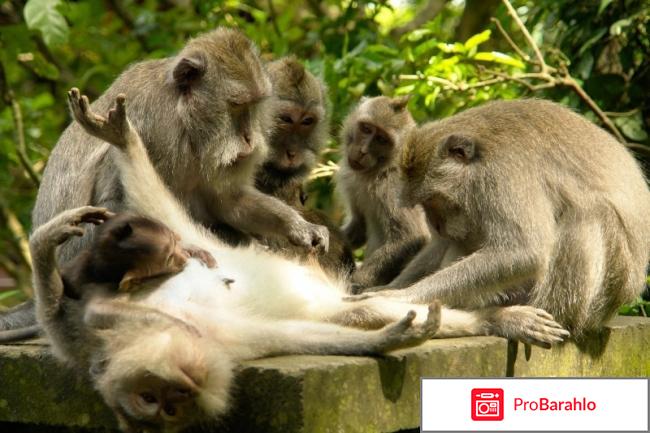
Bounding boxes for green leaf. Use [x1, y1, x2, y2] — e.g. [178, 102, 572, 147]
[0, 290, 21, 302]
[613, 112, 648, 142]
[598, 0, 613, 15]
[577, 28, 607, 56]
[24, 0, 69, 48]
[464, 30, 491, 51]
[474, 51, 525, 69]
[406, 28, 432, 42]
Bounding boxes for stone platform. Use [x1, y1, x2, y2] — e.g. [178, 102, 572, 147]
[0, 316, 648, 432]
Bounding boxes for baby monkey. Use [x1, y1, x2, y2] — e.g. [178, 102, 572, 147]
[337, 96, 433, 289]
[61, 212, 216, 298]
[0, 209, 215, 343]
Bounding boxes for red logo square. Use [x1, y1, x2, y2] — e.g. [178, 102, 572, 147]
[471, 388, 504, 421]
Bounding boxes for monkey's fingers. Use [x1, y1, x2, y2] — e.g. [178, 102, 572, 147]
[67, 88, 106, 133]
[423, 301, 442, 335]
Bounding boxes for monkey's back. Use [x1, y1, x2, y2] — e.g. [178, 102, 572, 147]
[418, 99, 650, 332]
[33, 58, 187, 262]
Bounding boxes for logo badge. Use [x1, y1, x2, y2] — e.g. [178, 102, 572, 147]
[471, 388, 504, 421]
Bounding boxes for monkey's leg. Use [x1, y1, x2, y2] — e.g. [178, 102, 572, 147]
[330, 298, 569, 348]
[243, 303, 440, 357]
[352, 236, 429, 289]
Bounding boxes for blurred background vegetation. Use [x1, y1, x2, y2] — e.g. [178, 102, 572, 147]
[0, 0, 648, 315]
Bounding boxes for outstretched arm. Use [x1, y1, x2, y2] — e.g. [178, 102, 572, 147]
[67, 89, 213, 249]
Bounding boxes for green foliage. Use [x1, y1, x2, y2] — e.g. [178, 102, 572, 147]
[0, 0, 648, 315]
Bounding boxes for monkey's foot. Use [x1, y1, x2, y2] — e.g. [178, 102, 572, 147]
[67, 88, 131, 149]
[375, 301, 441, 352]
[489, 306, 570, 349]
[40, 206, 115, 246]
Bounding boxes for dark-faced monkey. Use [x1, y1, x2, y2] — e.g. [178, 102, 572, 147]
[254, 56, 355, 277]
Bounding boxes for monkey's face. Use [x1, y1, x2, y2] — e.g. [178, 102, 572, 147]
[97, 327, 233, 433]
[342, 96, 415, 173]
[267, 100, 323, 174]
[171, 28, 272, 181]
[345, 120, 397, 172]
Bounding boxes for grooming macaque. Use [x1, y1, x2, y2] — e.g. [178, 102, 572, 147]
[355, 99, 650, 338]
[0, 28, 330, 338]
[337, 96, 433, 289]
[254, 56, 354, 276]
[51, 90, 567, 431]
[32, 28, 327, 264]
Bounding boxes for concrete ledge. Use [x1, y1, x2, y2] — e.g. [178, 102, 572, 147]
[0, 316, 648, 433]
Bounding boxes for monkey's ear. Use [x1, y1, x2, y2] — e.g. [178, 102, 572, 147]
[438, 134, 478, 163]
[111, 222, 133, 241]
[172, 53, 206, 91]
[390, 95, 411, 112]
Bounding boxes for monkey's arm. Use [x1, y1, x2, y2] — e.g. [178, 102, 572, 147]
[212, 186, 330, 253]
[245, 303, 440, 357]
[371, 247, 539, 306]
[387, 238, 452, 288]
[67, 89, 213, 249]
[351, 236, 429, 288]
[340, 205, 367, 249]
[30, 206, 113, 321]
[84, 299, 201, 337]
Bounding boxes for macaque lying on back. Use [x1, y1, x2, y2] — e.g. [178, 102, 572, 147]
[40, 89, 567, 432]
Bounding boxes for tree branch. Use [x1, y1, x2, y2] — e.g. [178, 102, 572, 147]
[0, 59, 41, 187]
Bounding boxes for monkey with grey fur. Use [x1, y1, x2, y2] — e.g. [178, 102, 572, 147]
[254, 56, 355, 277]
[352, 99, 650, 338]
[337, 96, 434, 289]
[0, 28, 329, 337]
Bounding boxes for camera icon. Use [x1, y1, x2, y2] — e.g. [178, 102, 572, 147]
[471, 388, 504, 421]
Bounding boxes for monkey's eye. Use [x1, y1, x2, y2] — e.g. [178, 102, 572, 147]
[301, 117, 314, 126]
[359, 123, 372, 135]
[140, 392, 157, 404]
[279, 114, 293, 124]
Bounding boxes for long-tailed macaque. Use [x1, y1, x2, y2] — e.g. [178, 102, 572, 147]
[1, 28, 329, 336]
[255, 56, 354, 277]
[41, 90, 568, 432]
[337, 96, 432, 289]
[354, 99, 650, 338]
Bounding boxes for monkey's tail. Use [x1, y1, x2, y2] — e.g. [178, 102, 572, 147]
[0, 299, 39, 342]
[0, 325, 40, 343]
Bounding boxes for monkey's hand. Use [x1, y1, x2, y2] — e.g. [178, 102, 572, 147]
[373, 301, 441, 352]
[487, 306, 570, 349]
[68, 88, 131, 149]
[182, 245, 217, 268]
[33, 206, 115, 247]
[288, 221, 330, 254]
